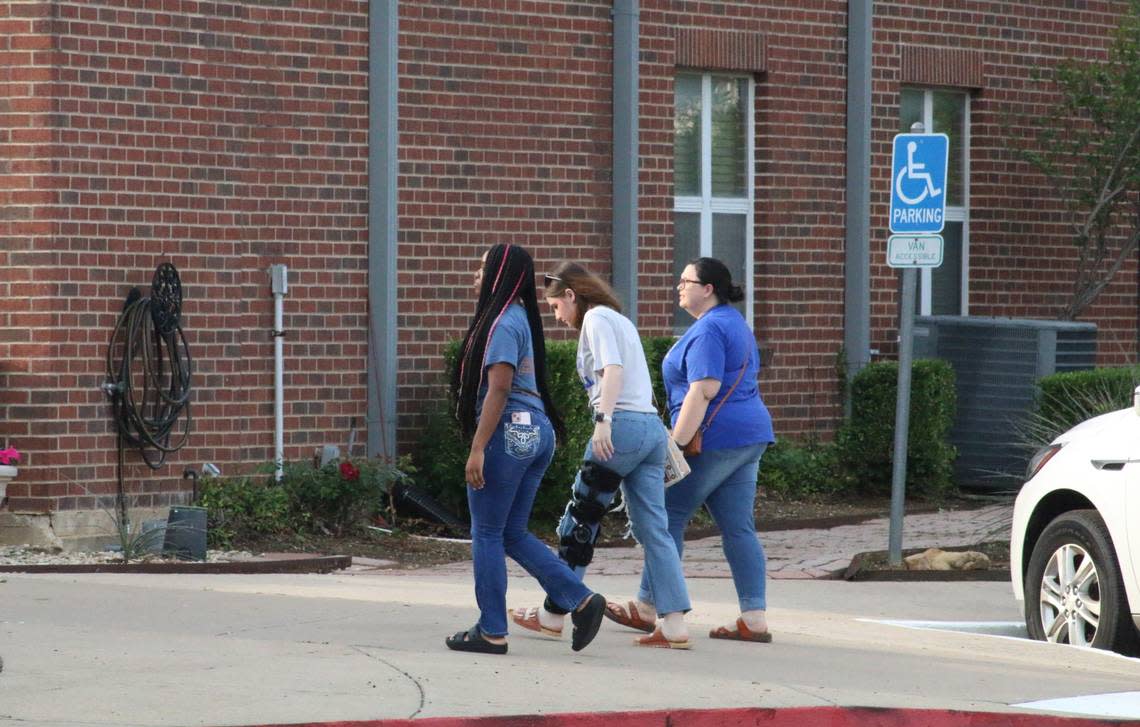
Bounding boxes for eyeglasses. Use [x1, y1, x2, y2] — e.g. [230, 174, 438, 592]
[543, 274, 562, 285]
[677, 277, 704, 288]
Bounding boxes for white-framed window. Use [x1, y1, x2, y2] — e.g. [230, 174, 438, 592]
[899, 88, 970, 316]
[673, 72, 755, 330]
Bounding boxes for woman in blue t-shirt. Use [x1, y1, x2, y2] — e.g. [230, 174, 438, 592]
[610, 257, 776, 643]
[445, 244, 606, 655]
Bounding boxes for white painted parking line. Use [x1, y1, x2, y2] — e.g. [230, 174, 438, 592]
[1013, 692, 1140, 719]
[859, 618, 1026, 638]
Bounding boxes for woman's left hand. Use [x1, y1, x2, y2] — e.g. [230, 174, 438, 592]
[465, 448, 486, 489]
[591, 421, 614, 461]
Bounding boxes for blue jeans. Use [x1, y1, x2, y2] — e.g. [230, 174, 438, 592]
[468, 408, 592, 637]
[556, 410, 691, 615]
[638, 442, 769, 612]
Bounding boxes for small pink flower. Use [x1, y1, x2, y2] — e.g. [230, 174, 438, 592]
[0, 448, 20, 466]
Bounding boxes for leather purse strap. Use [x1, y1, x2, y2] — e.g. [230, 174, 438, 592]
[699, 359, 748, 433]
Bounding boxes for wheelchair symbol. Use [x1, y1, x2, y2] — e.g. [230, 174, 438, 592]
[894, 141, 942, 205]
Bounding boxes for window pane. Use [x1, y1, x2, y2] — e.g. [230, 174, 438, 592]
[710, 78, 746, 197]
[712, 213, 747, 317]
[899, 88, 923, 132]
[674, 75, 702, 197]
[673, 212, 701, 329]
[933, 91, 965, 207]
[931, 222, 963, 315]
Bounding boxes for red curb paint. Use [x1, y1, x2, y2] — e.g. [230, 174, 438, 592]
[240, 706, 1130, 727]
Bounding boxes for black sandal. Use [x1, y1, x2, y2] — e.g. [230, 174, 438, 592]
[571, 593, 606, 652]
[445, 624, 508, 655]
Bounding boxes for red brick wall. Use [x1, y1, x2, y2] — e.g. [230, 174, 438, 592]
[396, 0, 617, 441]
[1, 0, 371, 513]
[872, 1, 1138, 364]
[2, 0, 1137, 516]
[642, 1, 851, 439]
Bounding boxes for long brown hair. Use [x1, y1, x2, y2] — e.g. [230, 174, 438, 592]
[542, 261, 623, 330]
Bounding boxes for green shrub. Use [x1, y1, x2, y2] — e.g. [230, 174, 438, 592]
[1030, 367, 1140, 446]
[834, 359, 957, 498]
[197, 474, 294, 549]
[757, 439, 841, 499]
[281, 457, 408, 536]
[198, 457, 410, 547]
[411, 336, 676, 529]
[641, 336, 674, 424]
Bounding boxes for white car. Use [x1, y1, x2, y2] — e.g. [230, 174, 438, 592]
[1011, 386, 1140, 654]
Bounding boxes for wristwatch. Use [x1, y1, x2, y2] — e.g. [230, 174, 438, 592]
[593, 411, 612, 424]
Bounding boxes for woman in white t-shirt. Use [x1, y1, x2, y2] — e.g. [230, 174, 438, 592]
[510, 261, 693, 649]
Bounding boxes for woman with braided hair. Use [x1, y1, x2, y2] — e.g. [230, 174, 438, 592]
[445, 243, 607, 655]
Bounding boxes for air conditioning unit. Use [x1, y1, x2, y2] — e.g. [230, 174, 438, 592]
[913, 316, 1097, 491]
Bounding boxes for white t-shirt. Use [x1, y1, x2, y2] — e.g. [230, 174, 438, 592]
[577, 306, 657, 414]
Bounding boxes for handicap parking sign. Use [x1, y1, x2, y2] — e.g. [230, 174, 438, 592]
[889, 133, 949, 234]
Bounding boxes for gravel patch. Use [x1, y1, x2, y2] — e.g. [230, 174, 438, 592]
[0, 545, 257, 566]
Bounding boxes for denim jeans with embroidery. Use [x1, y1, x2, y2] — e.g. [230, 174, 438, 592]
[467, 407, 592, 637]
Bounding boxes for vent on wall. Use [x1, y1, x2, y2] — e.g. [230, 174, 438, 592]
[913, 316, 1097, 491]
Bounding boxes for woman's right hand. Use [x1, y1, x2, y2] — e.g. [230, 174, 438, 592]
[465, 447, 486, 489]
[591, 421, 614, 461]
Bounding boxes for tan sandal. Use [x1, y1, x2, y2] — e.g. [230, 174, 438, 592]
[634, 626, 691, 650]
[709, 617, 772, 643]
[604, 600, 656, 633]
[510, 607, 562, 638]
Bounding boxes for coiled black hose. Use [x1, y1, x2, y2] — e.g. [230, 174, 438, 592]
[103, 263, 193, 471]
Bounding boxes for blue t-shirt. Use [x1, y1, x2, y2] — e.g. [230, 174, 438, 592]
[662, 305, 774, 451]
[476, 302, 545, 416]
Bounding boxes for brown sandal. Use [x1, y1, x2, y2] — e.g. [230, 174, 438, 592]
[510, 607, 562, 638]
[604, 600, 656, 633]
[709, 617, 772, 643]
[634, 626, 691, 650]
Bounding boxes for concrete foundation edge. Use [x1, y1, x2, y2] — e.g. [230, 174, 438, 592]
[0, 507, 171, 552]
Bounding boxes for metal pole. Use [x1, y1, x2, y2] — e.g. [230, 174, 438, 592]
[368, 0, 399, 460]
[844, 0, 873, 404]
[270, 264, 288, 481]
[612, 0, 639, 321]
[888, 266, 916, 565]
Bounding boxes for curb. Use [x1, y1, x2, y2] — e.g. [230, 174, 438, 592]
[0, 555, 352, 575]
[240, 706, 1128, 727]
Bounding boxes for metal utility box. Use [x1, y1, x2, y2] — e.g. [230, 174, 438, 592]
[913, 316, 1097, 491]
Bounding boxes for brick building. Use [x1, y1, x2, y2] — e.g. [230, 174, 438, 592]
[1, 0, 1137, 548]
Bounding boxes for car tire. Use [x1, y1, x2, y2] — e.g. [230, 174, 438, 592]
[1024, 509, 1138, 654]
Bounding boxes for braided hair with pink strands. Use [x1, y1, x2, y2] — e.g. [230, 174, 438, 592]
[451, 243, 565, 442]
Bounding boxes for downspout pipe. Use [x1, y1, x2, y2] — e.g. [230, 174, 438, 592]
[368, 0, 399, 460]
[269, 264, 288, 481]
[844, 0, 873, 405]
[612, 0, 639, 321]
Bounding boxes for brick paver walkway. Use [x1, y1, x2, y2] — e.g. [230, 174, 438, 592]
[369, 501, 1013, 581]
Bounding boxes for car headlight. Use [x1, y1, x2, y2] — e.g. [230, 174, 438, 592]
[1026, 443, 1063, 481]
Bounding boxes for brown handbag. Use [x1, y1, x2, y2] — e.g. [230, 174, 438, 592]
[682, 363, 749, 457]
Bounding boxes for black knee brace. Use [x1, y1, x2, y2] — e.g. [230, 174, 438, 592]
[558, 460, 623, 569]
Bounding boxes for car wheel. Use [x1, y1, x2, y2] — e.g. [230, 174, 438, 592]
[1024, 509, 1138, 654]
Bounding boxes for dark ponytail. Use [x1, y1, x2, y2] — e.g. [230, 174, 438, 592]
[690, 257, 744, 304]
[451, 244, 566, 443]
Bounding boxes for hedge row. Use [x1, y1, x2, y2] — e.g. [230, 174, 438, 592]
[834, 359, 958, 498]
[412, 339, 961, 524]
[1032, 366, 1140, 443]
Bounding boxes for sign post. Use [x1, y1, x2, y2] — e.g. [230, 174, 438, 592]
[887, 130, 948, 566]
